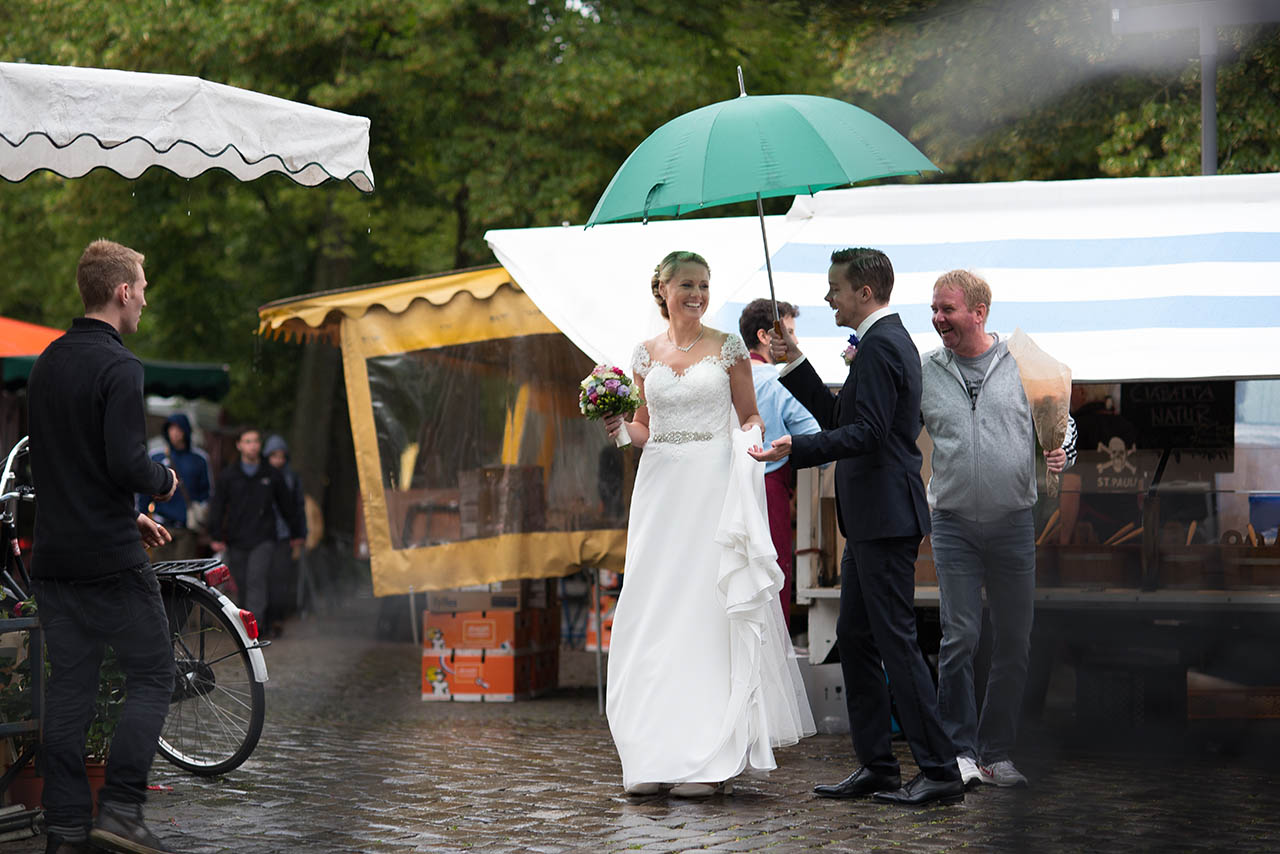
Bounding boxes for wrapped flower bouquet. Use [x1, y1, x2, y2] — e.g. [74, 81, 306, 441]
[579, 365, 644, 447]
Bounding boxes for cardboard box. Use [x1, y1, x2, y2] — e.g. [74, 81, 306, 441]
[584, 587, 616, 652]
[423, 610, 534, 652]
[426, 578, 557, 612]
[585, 613, 613, 653]
[421, 648, 534, 702]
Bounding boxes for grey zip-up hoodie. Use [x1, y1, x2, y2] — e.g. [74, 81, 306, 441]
[920, 334, 1075, 523]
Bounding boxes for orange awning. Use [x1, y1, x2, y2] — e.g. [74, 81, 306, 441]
[0, 316, 62, 356]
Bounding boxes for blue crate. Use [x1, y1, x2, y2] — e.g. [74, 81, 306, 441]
[1249, 495, 1280, 538]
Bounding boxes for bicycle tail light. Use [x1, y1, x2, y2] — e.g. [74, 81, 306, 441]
[239, 609, 259, 640]
[203, 565, 231, 587]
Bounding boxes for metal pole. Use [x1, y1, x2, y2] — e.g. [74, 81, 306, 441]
[594, 568, 605, 716]
[755, 193, 780, 326]
[1199, 24, 1218, 175]
[408, 585, 419, 648]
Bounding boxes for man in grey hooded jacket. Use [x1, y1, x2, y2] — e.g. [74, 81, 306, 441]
[922, 270, 1076, 789]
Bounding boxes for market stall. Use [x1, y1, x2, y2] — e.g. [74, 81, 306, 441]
[488, 173, 1280, 729]
[257, 266, 627, 598]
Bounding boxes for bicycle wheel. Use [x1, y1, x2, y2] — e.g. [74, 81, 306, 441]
[157, 577, 265, 775]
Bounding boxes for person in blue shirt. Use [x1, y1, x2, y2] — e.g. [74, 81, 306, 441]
[140, 412, 212, 561]
[738, 298, 820, 630]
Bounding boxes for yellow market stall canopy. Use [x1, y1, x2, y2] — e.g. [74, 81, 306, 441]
[258, 266, 627, 597]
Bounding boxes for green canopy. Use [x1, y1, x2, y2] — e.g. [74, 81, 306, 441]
[1, 355, 230, 401]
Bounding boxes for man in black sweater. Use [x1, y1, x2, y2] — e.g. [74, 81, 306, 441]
[28, 239, 184, 854]
[209, 427, 302, 628]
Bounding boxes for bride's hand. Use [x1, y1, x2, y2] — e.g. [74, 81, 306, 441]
[740, 416, 765, 439]
[603, 412, 624, 439]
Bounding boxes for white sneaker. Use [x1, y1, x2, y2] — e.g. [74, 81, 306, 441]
[979, 760, 1029, 788]
[956, 756, 984, 788]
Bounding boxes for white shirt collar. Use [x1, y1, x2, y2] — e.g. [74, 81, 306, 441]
[855, 306, 894, 341]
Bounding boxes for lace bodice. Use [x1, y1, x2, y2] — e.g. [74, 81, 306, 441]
[631, 333, 748, 444]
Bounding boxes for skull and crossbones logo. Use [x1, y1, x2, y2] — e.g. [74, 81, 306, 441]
[1097, 437, 1136, 475]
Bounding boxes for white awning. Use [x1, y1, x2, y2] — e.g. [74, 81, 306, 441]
[487, 173, 1280, 383]
[0, 61, 373, 192]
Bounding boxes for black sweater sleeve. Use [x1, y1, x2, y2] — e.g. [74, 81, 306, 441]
[102, 358, 172, 497]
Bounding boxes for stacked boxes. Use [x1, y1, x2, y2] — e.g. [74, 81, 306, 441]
[584, 572, 620, 653]
[422, 579, 560, 702]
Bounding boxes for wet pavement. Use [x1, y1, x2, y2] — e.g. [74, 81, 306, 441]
[6, 592, 1280, 853]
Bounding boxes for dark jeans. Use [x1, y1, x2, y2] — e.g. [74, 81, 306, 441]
[33, 566, 173, 829]
[838, 537, 959, 782]
[226, 540, 273, 620]
[268, 539, 298, 625]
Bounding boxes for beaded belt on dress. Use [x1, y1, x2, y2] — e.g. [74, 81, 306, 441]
[650, 430, 715, 444]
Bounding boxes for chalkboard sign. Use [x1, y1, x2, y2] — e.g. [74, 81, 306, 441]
[1121, 381, 1235, 450]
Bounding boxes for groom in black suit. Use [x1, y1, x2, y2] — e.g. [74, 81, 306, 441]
[750, 247, 962, 807]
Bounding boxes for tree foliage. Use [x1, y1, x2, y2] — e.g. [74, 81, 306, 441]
[0, 0, 839, 426]
[0, 0, 1276, 433]
[826, 0, 1280, 182]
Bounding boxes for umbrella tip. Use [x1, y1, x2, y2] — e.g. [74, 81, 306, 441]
[737, 65, 747, 97]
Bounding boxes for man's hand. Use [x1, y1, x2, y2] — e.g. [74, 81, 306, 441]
[767, 326, 802, 364]
[748, 434, 792, 463]
[137, 513, 172, 549]
[210, 540, 227, 554]
[156, 467, 179, 501]
[1044, 447, 1067, 474]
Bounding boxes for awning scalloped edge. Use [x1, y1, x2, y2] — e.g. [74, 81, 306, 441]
[256, 265, 515, 343]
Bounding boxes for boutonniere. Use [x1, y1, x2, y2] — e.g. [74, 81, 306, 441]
[842, 333, 859, 366]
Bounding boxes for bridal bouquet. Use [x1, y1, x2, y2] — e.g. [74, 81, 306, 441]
[580, 365, 643, 447]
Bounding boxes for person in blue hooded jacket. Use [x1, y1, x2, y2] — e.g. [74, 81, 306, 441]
[140, 412, 212, 561]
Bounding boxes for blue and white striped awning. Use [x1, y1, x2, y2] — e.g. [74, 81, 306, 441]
[487, 173, 1280, 384]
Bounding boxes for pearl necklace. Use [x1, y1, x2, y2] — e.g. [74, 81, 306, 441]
[668, 326, 704, 353]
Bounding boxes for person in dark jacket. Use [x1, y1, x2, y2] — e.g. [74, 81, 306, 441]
[28, 239, 184, 854]
[263, 434, 306, 636]
[140, 412, 212, 561]
[752, 247, 963, 808]
[209, 428, 302, 623]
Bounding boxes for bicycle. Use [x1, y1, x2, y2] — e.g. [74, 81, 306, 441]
[1, 436, 268, 777]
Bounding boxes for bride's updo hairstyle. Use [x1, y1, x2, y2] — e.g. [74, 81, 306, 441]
[650, 250, 710, 319]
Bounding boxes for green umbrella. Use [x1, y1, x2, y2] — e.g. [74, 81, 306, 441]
[587, 69, 939, 320]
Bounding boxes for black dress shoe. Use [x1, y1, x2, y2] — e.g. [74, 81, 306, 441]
[872, 772, 965, 807]
[813, 767, 901, 799]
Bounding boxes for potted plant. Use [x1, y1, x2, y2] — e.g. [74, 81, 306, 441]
[0, 597, 125, 810]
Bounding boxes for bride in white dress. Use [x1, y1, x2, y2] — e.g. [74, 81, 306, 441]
[604, 251, 815, 798]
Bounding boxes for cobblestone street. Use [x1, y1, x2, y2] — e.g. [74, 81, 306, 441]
[6, 595, 1280, 853]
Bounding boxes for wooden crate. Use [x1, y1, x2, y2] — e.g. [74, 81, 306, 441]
[1220, 546, 1280, 588]
[1055, 544, 1142, 587]
[1157, 545, 1223, 589]
[459, 465, 546, 539]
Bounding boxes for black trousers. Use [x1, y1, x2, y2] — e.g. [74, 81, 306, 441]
[33, 566, 173, 829]
[837, 537, 959, 782]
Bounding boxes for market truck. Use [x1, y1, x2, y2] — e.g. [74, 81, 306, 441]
[795, 375, 1280, 735]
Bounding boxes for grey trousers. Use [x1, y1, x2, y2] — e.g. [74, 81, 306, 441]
[930, 507, 1036, 764]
